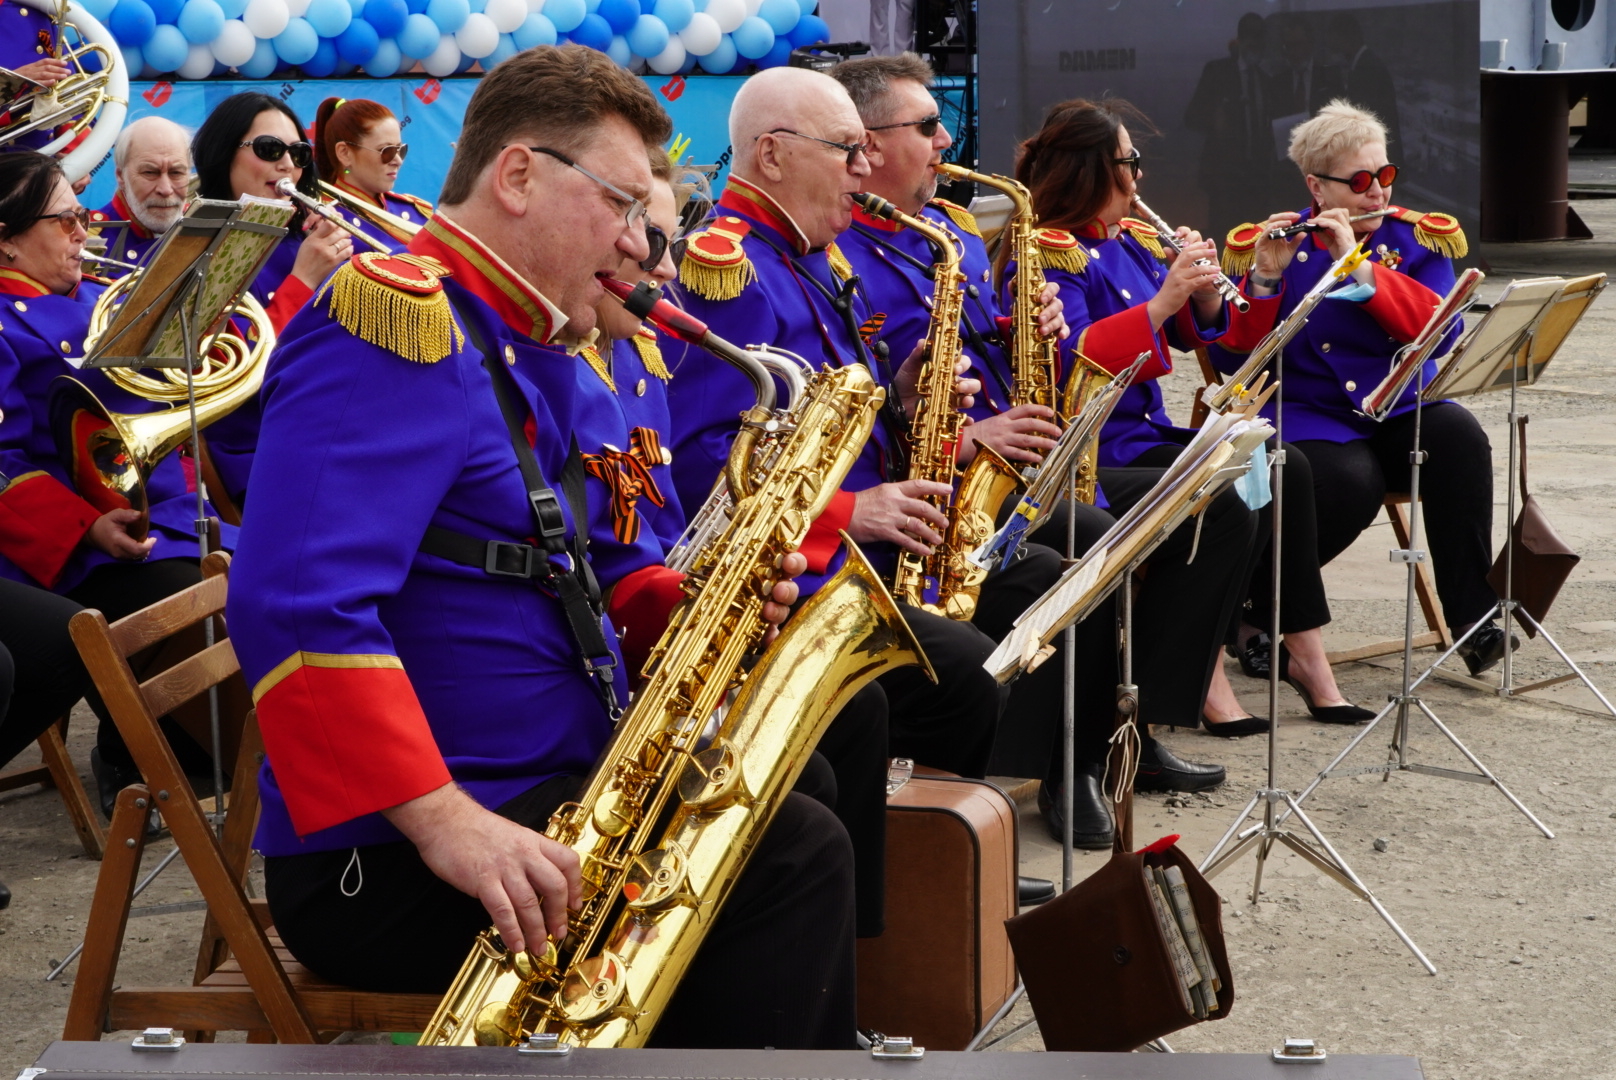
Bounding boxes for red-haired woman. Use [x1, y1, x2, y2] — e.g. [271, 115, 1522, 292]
[313, 97, 434, 253]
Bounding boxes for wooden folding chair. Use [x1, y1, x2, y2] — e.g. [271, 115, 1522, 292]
[1189, 347, 1451, 666]
[0, 715, 105, 859]
[62, 552, 439, 1043]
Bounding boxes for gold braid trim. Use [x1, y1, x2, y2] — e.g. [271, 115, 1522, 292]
[1393, 208, 1469, 260]
[1035, 229, 1089, 273]
[632, 330, 671, 381]
[315, 257, 462, 364]
[931, 198, 982, 237]
[825, 240, 854, 283]
[581, 345, 615, 392]
[1221, 222, 1265, 278]
[678, 220, 757, 301]
[1120, 217, 1166, 260]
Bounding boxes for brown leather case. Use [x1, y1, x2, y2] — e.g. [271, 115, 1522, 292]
[855, 765, 1018, 1051]
[1487, 416, 1580, 637]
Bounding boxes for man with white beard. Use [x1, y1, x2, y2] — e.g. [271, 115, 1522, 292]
[88, 116, 192, 271]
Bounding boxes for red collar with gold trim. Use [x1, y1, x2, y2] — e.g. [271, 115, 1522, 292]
[333, 177, 386, 210]
[408, 213, 566, 343]
[109, 192, 154, 239]
[717, 175, 812, 256]
[1075, 219, 1110, 241]
[0, 268, 53, 297]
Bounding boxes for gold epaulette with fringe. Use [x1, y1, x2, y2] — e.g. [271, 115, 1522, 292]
[930, 197, 981, 238]
[1120, 216, 1166, 260]
[632, 326, 670, 381]
[679, 216, 756, 301]
[315, 252, 460, 364]
[1035, 228, 1088, 273]
[825, 240, 854, 283]
[1390, 206, 1468, 260]
[1222, 222, 1265, 278]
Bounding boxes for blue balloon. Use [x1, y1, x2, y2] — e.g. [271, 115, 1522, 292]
[605, 32, 631, 65]
[596, 0, 635, 33]
[489, 30, 518, 62]
[109, 0, 157, 47]
[756, 0, 795, 32]
[543, 0, 584, 31]
[512, 12, 555, 47]
[625, 13, 666, 55]
[786, 11, 825, 45]
[677, 46, 695, 71]
[78, 0, 116, 21]
[273, 16, 319, 62]
[731, 15, 771, 57]
[336, 16, 379, 60]
[306, 0, 353, 35]
[404, 0, 428, 14]
[467, 0, 484, 11]
[699, 31, 734, 71]
[215, 0, 246, 15]
[398, 11, 439, 54]
[425, 0, 466, 31]
[363, 0, 407, 36]
[759, 32, 790, 66]
[302, 35, 339, 73]
[143, 23, 186, 69]
[569, 11, 611, 48]
[584, 0, 598, 11]
[335, 57, 357, 72]
[176, 0, 222, 40]
[638, 0, 654, 11]
[343, 0, 363, 12]
[147, 0, 182, 24]
[240, 36, 277, 75]
[652, 0, 689, 31]
[365, 34, 402, 73]
[457, 49, 475, 70]
[119, 43, 144, 73]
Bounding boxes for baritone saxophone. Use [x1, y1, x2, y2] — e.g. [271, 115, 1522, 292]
[419, 280, 932, 1049]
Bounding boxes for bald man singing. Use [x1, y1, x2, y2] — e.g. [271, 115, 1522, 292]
[90, 116, 192, 270]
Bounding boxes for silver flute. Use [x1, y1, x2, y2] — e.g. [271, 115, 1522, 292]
[1265, 209, 1388, 240]
[1130, 195, 1250, 313]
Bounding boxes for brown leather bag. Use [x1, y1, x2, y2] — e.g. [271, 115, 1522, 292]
[1487, 416, 1580, 638]
[1004, 832, 1233, 1051]
[855, 763, 1018, 1050]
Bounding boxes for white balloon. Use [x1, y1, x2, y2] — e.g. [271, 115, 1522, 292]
[422, 31, 461, 73]
[742, 0, 760, 14]
[526, 0, 544, 11]
[677, 9, 718, 52]
[283, 0, 310, 15]
[178, 40, 216, 77]
[455, 10, 499, 55]
[483, 0, 524, 32]
[242, 0, 290, 37]
[703, 0, 742, 31]
[647, 35, 683, 72]
[210, 18, 257, 64]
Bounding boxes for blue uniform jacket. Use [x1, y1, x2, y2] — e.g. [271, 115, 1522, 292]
[229, 214, 676, 856]
[89, 193, 163, 270]
[1208, 208, 1461, 443]
[0, 269, 233, 592]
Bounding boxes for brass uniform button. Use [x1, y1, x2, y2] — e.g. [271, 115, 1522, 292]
[1345, 380, 1357, 392]
[660, 446, 673, 465]
[1297, 250, 1309, 262]
[14, 300, 26, 312]
[1121, 289, 1132, 300]
[504, 345, 516, 366]
[635, 379, 646, 396]
[61, 340, 72, 353]
[1321, 342, 1331, 353]
[266, 290, 275, 301]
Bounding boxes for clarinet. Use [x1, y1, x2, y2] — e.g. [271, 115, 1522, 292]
[1129, 195, 1250, 314]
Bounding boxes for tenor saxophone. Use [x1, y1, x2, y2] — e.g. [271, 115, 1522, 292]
[852, 193, 1021, 620]
[419, 281, 931, 1049]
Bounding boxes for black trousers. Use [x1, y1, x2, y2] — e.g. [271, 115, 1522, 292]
[0, 579, 91, 770]
[881, 605, 1003, 780]
[1297, 402, 1495, 630]
[810, 681, 889, 938]
[1239, 440, 1333, 635]
[266, 770, 858, 1049]
[1104, 446, 1259, 729]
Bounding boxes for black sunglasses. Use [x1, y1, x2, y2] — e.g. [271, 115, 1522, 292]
[1113, 149, 1143, 179]
[759, 128, 868, 168]
[869, 113, 942, 138]
[1316, 163, 1397, 194]
[640, 223, 691, 273]
[241, 135, 313, 170]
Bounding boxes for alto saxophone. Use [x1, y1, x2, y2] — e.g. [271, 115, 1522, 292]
[420, 281, 931, 1049]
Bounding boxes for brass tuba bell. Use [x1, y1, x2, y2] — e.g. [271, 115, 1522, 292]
[1, 0, 128, 181]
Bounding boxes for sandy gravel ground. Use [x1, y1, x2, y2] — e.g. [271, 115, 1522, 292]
[6, 203, 1616, 1078]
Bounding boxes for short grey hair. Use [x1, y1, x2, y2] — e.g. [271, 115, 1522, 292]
[830, 52, 935, 128]
[1287, 99, 1388, 178]
[113, 115, 193, 170]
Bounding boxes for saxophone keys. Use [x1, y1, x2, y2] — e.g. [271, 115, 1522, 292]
[623, 841, 691, 910]
[558, 951, 630, 1025]
[677, 739, 748, 810]
[472, 1000, 525, 1046]
[591, 789, 636, 837]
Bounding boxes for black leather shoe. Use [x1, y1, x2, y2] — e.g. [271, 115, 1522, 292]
[1229, 631, 1271, 680]
[0, 877, 10, 911]
[1018, 876, 1056, 907]
[89, 746, 138, 821]
[1133, 741, 1226, 793]
[1037, 766, 1115, 849]
[1457, 623, 1519, 677]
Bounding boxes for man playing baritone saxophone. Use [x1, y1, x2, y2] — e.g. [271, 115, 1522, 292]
[226, 46, 861, 1049]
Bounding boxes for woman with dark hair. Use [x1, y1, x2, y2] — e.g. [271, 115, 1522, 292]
[313, 97, 434, 253]
[1008, 97, 1372, 733]
[0, 150, 227, 831]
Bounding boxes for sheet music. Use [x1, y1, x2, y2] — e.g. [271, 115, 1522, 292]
[1421, 277, 1564, 400]
[1358, 267, 1485, 420]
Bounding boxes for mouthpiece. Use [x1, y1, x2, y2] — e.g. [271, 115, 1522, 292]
[275, 178, 297, 198]
[850, 192, 897, 220]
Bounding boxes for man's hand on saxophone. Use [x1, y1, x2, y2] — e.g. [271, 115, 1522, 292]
[958, 404, 1063, 466]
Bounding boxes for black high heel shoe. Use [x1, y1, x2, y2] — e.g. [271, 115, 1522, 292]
[1202, 712, 1272, 738]
[1278, 645, 1374, 723]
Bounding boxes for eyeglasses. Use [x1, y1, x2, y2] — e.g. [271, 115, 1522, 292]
[869, 113, 943, 138]
[524, 146, 647, 230]
[1113, 149, 1143, 179]
[240, 135, 313, 169]
[1315, 163, 1398, 194]
[347, 141, 409, 165]
[759, 128, 869, 168]
[32, 206, 91, 235]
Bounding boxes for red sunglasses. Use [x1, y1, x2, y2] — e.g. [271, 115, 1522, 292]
[1315, 163, 1398, 194]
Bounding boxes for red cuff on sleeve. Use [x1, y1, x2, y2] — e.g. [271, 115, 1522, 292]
[265, 273, 316, 332]
[1218, 285, 1284, 353]
[799, 487, 856, 573]
[1364, 264, 1442, 343]
[1073, 305, 1170, 383]
[606, 564, 687, 677]
[994, 315, 1015, 340]
[254, 660, 450, 837]
[0, 473, 99, 587]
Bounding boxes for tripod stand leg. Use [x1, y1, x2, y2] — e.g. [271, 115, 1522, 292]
[1199, 790, 1263, 874]
[1512, 610, 1616, 717]
[1287, 695, 1398, 813]
[1409, 699, 1555, 837]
